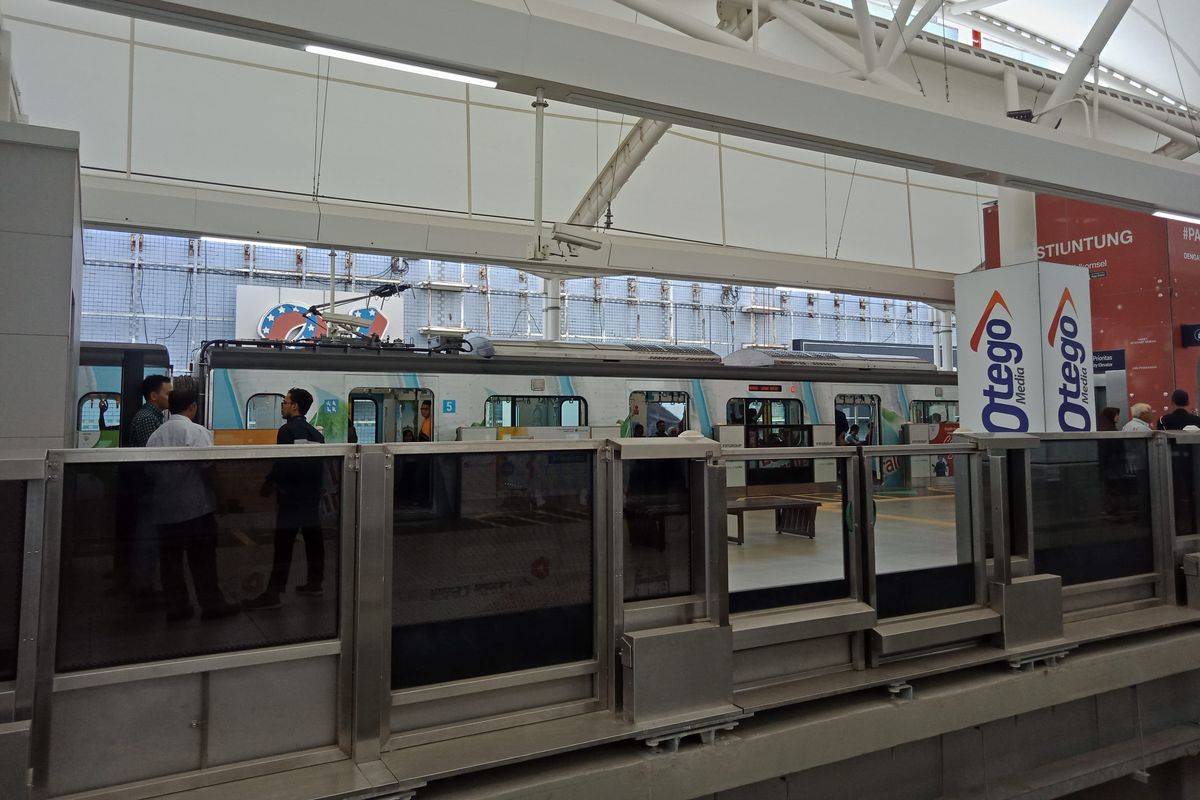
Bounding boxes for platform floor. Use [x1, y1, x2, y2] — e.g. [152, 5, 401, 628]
[727, 484, 965, 594]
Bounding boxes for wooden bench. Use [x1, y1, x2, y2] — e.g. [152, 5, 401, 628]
[726, 494, 822, 545]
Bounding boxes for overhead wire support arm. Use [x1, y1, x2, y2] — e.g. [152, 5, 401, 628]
[1036, 0, 1133, 128]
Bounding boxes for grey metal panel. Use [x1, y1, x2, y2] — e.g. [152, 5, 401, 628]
[355, 448, 390, 761]
[206, 657, 338, 767]
[0, 134, 78, 238]
[1061, 575, 1158, 615]
[989, 575, 1063, 649]
[732, 635, 853, 688]
[619, 623, 733, 724]
[47, 675, 202, 797]
[390, 674, 593, 735]
[0, 459, 45, 483]
[871, 607, 1002, 657]
[732, 601, 876, 651]
[0, 720, 30, 800]
[15, 480, 45, 723]
[0, 337, 71, 441]
[787, 737, 943, 800]
[0, 233, 73, 338]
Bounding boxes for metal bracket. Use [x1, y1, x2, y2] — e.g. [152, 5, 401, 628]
[1008, 649, 1070, 673]
[640, 718, 742, 753]
[887, 682, 914, 702]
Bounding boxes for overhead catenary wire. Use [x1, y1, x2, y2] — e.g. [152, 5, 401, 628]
[1154, 0, 1200, 153]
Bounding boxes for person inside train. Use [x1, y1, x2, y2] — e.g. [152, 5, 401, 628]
[245, 388, 326, 610]
[1098, 407, 1120, 431]
[146, 384, 239, 622]
[418, 399, 433, 441]
[845, 424, 865, 445]
[131, 374, 172, 447]
[402, 427, 415, 442]
[835, 410, 849, 447]
[632, 423, 645, 438]
[668, 427, 680, 437]
[1158, 390, 1200, 430]
[1123, 403, 1154, 432]
[654, 420, 668, 437]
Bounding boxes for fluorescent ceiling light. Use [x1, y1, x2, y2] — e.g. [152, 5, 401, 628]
[305, 44, 497, 88]
[202, 236, 299, 249]
[1130, 80, 1143, 88]
[1147, 88, 1160, 97]
[1153, 211, 1200, 225]
[1050, 44, 1062, 51]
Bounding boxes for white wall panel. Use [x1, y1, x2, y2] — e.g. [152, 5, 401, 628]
[5, 20, 129, 170]
[469, 103, 535, 219]
[1, 0, 130, 38]
[909, 185, 987, 274]
[721, 147, 825, 257]
[131, 46, 315, 194]
[611, 132, 722, 243]
[823, 172, 912, 268]
[317, 80, 468, 212]
[135, 18, 314, 73]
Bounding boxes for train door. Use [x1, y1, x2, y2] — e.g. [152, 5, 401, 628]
[629, 390, 689, 437]
[348, 387, 435, 443]
[836, 393, 885, 484]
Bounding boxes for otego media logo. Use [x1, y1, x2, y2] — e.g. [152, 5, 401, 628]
[1047, 287, 1091, 431]
[970, 290, 1028, 432]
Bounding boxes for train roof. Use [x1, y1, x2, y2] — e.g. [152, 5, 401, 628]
[723, 347, 937, 371]
[198, 339, 957, 386]
[80, 341, 172, 368]
[486, 340, 721, 363]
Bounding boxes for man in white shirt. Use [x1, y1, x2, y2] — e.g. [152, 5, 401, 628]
[1122, 403, 1154, 432]
[147, 384, 239, 622]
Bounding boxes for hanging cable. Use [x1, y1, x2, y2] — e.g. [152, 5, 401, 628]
[833, 160, 859, 260]
[940, 1, 951, 103]
[1154, 0, 1200, 152]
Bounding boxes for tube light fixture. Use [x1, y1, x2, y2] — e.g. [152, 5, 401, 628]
[201, 236, 300, 249]
[1153, 211, 1200, 225]
[305, 45, 497, 88]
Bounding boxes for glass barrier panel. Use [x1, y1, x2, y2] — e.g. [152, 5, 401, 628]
[727, 456, 850, 614]
[873, 452, 976, 619]
[391, 450, 594, 689]
[56, 456, 342, 672]
[1171, 443, 1198, 537]
[0, 481, 26, 682]
[623, 459, 693, 602]
[1030, 439, 1154, 585]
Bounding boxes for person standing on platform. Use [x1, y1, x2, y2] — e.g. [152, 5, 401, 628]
[130, 375, 172, 447]
[146, 384, 239, 622]
[245, 388, 326, 610]
[1123, 403, 1154, 432]
[1158, 390, 1200, 431]
[1098, 407, 1120, 431]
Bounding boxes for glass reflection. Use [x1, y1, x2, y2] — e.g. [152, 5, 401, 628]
[56, 457, 341, 672]
[391, 451, 594, 689]
[1171, 443, 1198, 537]
[623, 459, 692, 601]
[873, 453, 974, 618]
[0, 481, 25, 682]
[1031, 439, 1154, 585]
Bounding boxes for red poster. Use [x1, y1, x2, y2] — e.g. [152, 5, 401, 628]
[1167, 220, 1200, 405]
[1034, 196, 1173, 414]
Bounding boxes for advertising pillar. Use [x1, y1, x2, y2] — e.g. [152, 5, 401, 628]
[955, 261, 1094, 432]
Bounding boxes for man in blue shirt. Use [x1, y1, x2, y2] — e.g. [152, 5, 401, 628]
[130, 375, 171, 447]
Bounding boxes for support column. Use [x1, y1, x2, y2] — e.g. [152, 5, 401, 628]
[1036, 0, 1133, 129]
[543, 276, 561, 342]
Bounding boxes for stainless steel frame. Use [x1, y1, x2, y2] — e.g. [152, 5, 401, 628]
[31, 447, 358, 799]
[379, 440, 609, 752]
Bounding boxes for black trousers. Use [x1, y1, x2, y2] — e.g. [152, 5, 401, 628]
[267, 504, 324, 593]
[158, 513, 224, 612]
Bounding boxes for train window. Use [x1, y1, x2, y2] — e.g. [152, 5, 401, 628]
[351, 397, 380, 444]
[77, 393, 121, 433]
[484, 395, 588, 428]
[629, 391, 689, 437]
[246, 393, 284, 430]
[909, 400, 959, 425]
[835, 394, 881, 445]
[726, 398, 804, 426]
[349, 388, 434, 442]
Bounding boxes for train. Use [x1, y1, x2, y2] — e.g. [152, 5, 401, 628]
[72, 339, 960, 450]
[189, 339, 959, 448]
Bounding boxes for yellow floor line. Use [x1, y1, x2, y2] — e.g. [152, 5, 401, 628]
[875, 512, 957, 528]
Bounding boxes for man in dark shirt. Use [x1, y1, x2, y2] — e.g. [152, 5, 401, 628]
[245, 388, 327, 610]
[1158, 389, 1200, 430]
[130, 374, 172, 447]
